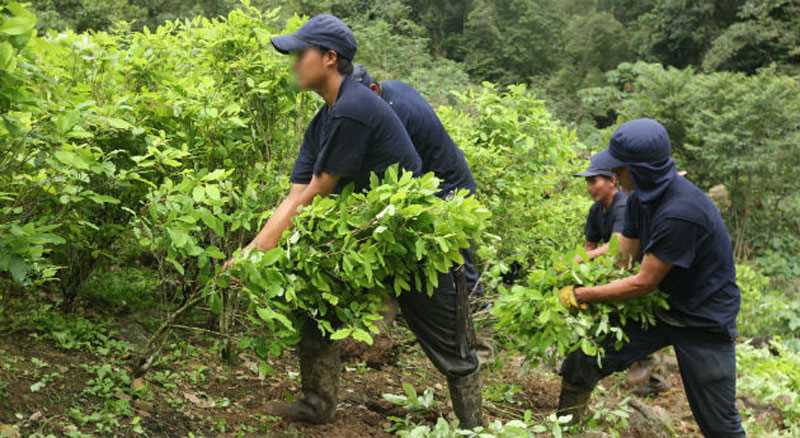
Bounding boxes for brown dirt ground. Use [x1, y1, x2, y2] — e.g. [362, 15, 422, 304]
[1, 299, 768, 438]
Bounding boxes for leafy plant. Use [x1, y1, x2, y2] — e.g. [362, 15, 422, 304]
[392, 412, 572, 437]
[383, 383, 438, 413]
[737, 340, 800, 428]
[233, 167, 490, 356]
[493, 239, 668, 363]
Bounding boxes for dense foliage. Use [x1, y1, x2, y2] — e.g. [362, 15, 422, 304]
[493, 240, 669, 363]
[582, 62, 800, 277]
[2, 1, 800, 436]
[233, 169, 489, 352]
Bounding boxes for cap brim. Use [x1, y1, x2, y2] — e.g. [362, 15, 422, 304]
[593, 149, 627, 170]
[270, 35, 310, 54]
[574, 170, 615, 178]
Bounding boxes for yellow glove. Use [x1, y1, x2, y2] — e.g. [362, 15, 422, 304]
[559, 286, 588, 310]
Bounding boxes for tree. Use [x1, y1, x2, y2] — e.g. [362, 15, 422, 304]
[703, 0, 800, 74]
[461, 0, 564, 84]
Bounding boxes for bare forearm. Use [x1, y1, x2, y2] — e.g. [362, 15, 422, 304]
[248, 196, 303, 251]
[246, 175, 338, 252]
[617, 235, 640, 268]
[586, 243, 609, 259]
[575, 253, 671, 304]
[574, 274, 654, 303]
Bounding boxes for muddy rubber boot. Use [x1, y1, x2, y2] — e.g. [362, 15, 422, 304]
[447, 370, 484, 429]
[557, 381, 593, 425]
[266, 323, 341, 424]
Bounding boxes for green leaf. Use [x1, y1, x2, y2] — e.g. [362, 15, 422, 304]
[192, 186, 206, 203]
[54, 149, 90, 170]
[205, 185, 221, 201]
[0, 15, 36, 36]
[261, 248, 283, 266]
[0, 42, 13, 69]
[351, 328, 373, 345]
[166, 227, 190, 248]
[329, 328, 352, 341]
[8, 257, 28, 283]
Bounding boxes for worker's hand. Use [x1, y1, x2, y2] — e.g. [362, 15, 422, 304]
[559, 285, 588, 310]
[222, 244, 254, 271]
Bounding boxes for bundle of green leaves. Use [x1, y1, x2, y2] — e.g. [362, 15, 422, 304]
[232, 166, 490, 354]
[493, 239, 668, 363]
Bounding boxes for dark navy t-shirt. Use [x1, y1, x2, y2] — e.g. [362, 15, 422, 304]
[291, 77, 422, 192]
[585, 191, 627, 243]
[623, 176, 741, 337]
[379, 80, 476, 197]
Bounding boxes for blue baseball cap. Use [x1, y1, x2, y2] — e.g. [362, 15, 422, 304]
[575, 152, 617, 178]
[351, 64, 376, 86]
[271, 14, 357, 61]
[593, 118, 672, 168]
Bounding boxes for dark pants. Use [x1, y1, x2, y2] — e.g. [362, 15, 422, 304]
[398, 268, 480, 378]
[560, 321, 745, 438]
[461, 248, 483, 297]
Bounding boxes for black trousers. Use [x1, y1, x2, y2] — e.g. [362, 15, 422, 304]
[397, 268, 480, 379]
[560, 321, 745, 438]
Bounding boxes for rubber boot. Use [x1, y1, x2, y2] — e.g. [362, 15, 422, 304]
[556, 381, 593, 425]
[447, 369, 484, 429]
[266, 323, 341, 424]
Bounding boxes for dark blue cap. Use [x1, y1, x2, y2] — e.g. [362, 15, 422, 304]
[594, 118, 672, 167]
[575, 152, 617, 178]
[271, 14, 357, 61]
[351, 64, 376, 86]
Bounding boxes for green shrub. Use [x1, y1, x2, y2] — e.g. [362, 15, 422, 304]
[493, 239, 668, 363]
[737, 340, 800, 428]
[233, 168, 490, 354]
[738, 264, 800, 338]
[439, 83, 589, 283]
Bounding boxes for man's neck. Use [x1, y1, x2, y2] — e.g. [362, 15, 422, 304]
[602, 190, 618, 209]
[317, 72, 344, 107]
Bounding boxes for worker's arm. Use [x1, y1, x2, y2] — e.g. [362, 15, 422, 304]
[574, 253, 671, 303]
[617, 235, 641, 268]
[245, 172, 339, 252]
[578, 233, 623, 262]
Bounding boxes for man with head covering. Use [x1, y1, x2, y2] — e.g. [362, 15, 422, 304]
[574, 155, 669, 396]
[350, 64, 482, 295]
[557, 119, 745, 437]
[349, 64, 492, 362]
[235, 15, 483, 427]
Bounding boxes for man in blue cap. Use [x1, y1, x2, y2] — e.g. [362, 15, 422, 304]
[574, 155, 668, 397]
[254, 15, 483, 427]
[557, 119, 745, 437]
[575, 154, 628, 261]
[350, 64, 483, 293]
[350, 64, 491, 361]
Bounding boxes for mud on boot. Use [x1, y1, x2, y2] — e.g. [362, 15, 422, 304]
[447, 369, 484, 429]
[557, 381, 593, 425]
[267, 321, 341, 424]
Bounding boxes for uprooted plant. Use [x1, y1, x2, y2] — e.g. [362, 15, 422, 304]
[493, 238, 669, 364]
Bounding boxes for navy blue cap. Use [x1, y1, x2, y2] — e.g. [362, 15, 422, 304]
[271, 14, 357, 61]
[595, 118, 672, 167]
[575, 152, 617, 178]
[351, 64, 376, 86]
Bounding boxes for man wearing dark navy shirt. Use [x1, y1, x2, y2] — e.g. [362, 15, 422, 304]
[350, 65, 483, 297]
[575, 154, 628, 260]
[574, 155, 668, 396]
[235, 15, 483, 428]
[557, 119, 744, 437]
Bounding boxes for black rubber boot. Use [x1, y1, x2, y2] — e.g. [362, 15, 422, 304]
[557, 381, 593, 425]
[266, 322, 341, 424]
[447, 369, 484, 429]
